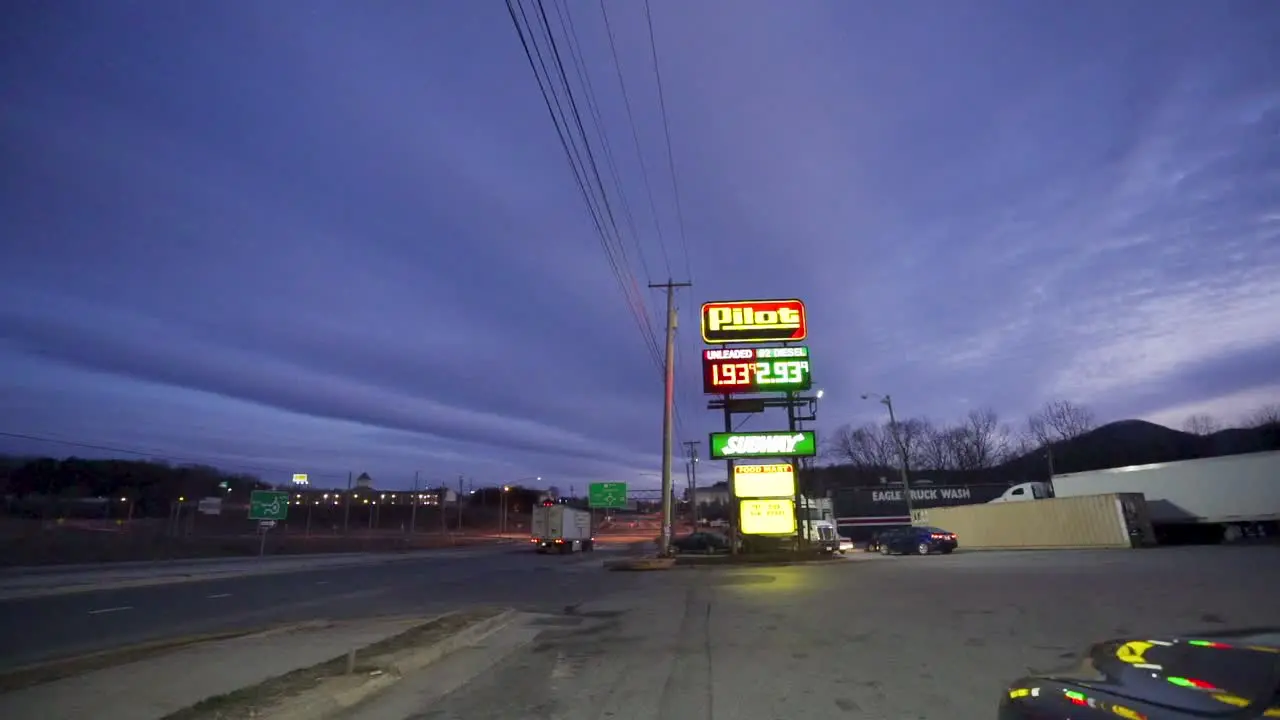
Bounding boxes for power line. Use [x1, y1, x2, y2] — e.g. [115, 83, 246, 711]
[505, 0, 664, 371]
[642, 0, 694, 284]
[598, 0, 674, 279]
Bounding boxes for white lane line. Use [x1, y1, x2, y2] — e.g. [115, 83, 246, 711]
[315, 580, 329, 585]
[88, 606, 133, 615]
[206, 593, 232, 599]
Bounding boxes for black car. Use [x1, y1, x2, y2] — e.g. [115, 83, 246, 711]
[877, 526, 958, 555]
[999, 629, 1280, 719]
[670, 531, 730, 555]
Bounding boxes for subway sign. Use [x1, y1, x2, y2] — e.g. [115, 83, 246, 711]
[709, 431, 817, 459]
[701, 299, 807, 344]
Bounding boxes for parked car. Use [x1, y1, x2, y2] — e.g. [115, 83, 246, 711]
[838, 536, 855, 554]
[670, 531, 730, 555]
[999, 629, 1280, 718]
[876, 526, 958, 555]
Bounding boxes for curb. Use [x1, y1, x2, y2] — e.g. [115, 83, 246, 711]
[258, 609, 520, 720]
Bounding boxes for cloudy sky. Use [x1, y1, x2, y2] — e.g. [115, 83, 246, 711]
[2, 0, 1278, 491]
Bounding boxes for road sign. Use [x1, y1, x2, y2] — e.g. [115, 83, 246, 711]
[588, 482, 628, 509]
[249, 490, 289, 521]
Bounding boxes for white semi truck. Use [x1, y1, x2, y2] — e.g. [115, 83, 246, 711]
[530, 501, 594, 554]
[988, 450, 1280, 542]
[797, 496, 841, 554]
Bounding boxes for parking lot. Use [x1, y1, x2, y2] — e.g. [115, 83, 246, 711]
[411, 543, 1280, 719]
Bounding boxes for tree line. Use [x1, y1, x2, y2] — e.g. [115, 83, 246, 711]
[818, 400, 1280, 487]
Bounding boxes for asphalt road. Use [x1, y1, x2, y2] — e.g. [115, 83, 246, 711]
[0, 544, 638, 671]
[383, 545, 1280, 720]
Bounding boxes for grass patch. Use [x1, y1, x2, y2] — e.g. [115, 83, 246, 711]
[160, 607, 506, 720]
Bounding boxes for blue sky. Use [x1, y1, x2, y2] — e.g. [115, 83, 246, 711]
[2, 0, 1278, 492]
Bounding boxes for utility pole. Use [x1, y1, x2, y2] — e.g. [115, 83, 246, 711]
[409, 470, 420, 535]
[342, 471, 352, 536]
[682, 440, 700, 525]
[650, 279, 692, 556]
[457, 475, 465, 532]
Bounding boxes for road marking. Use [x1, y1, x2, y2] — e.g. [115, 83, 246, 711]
[88, 606, 133, 615]
[206, 593, 232, 599]
[315, 581, 329, 585]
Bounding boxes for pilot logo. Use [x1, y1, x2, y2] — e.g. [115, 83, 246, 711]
[701, 299, 807, 344]
[710, 431, 817, 459]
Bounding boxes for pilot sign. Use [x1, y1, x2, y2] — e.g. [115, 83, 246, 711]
[702, 346, 811, 394]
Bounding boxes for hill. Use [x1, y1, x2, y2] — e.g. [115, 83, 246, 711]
[806, 418, 1280, 490]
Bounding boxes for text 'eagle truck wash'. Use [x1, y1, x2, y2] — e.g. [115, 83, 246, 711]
[699, 298, 838, 554]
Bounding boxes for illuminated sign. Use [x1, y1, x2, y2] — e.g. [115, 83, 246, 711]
[733, 463, 796, 498]
[709, 431, 817, 459]
[701, 299, 807, 344]
[703, 346, 811, 394]
[740, 498, 796, 535]
[291, 474, 309, 485]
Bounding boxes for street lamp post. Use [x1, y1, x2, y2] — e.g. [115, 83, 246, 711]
[862, 392, 915, 520]
[501, 476, 541, 536]
[500, 485, 510, 536]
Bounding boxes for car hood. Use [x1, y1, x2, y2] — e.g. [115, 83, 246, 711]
[1002, 629, 1280, 718]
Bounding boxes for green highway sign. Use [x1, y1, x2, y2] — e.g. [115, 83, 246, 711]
[709, 430, 817, 460]
[249, 490, 289, 521]
[588, 482, 628, 509]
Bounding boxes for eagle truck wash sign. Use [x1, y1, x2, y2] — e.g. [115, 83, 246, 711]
[709, 431, 817, 459]
[701, 299, 807, 344]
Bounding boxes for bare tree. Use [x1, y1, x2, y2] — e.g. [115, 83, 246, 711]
[1244, 403, 1280, 428]
[1026, 400, 1096, 445]
[917, 420, 958, 471]
[947, 407, 1013, 470]
[894, 418, 933, 470]
[1182, 414, 1221, 436]
[824, 423, 895, 469]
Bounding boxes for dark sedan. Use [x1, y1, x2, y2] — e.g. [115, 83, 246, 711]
[670, 531, 731, 555]
[999, 629, 1280, 719]
[877, 526, 957, 555]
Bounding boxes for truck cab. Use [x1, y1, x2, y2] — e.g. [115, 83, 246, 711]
[797, 496, 841, 554]
[988, 481, 1054, 503]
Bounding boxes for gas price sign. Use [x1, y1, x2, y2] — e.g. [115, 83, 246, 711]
[703, 346, 811, 394]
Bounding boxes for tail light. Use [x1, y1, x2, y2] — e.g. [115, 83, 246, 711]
[555, 539, 564, 544]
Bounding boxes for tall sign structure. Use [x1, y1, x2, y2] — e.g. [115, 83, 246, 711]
[699, 299, 821, 552]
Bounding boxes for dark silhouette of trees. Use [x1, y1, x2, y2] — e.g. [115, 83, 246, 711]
[812, 401, 1280, 490]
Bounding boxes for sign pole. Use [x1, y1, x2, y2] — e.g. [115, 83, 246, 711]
[724, 395, 738, 555]
[650, 279, 691, 557]
[259, 523, 268, 557]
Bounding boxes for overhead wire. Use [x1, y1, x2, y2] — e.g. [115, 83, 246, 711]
[597, 0, 696, 442]
[505, 0, 664, 371]
[636, 0, 701, 441]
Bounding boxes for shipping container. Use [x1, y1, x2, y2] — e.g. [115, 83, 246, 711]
[910, 493, 1155, 550]
[530, 502, 594, 554]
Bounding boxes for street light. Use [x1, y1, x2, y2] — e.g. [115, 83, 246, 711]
[861, 392, 914, 520]
[499, 477, 540, 535]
